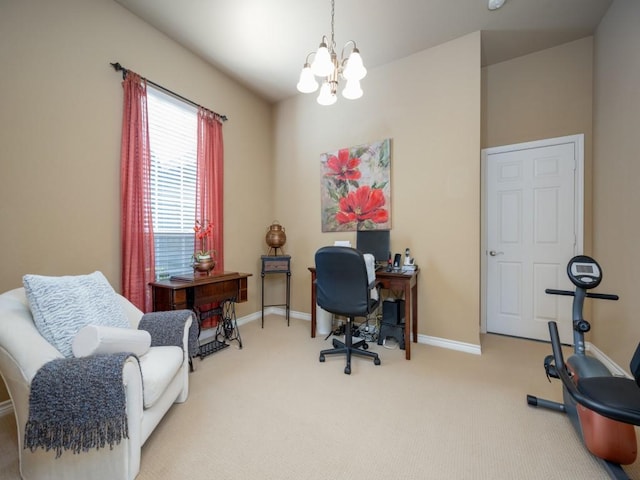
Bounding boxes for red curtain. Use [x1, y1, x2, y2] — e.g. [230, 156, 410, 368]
[120, 72, 155, 312]
[196, 108, 224, 273]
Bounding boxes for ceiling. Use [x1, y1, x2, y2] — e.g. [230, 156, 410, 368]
[114, 0, 613, 104]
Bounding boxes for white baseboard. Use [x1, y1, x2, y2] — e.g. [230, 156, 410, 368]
[262, 309, 482, 355]
[0, 399, 13, 417]
[586, 342, 630, 378]
[265, 307, 311, 322]
[235, 310, 263, 326]
[417, 334, 482, 355]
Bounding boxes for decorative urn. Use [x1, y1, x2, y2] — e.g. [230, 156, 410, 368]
[193, 255, 215, 275]
[265, 221, 286, 254]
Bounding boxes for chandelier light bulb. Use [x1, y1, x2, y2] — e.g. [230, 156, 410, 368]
[297, 64, 319, 93]
[488, 0, 506, 10]
[311, 42, 334, 77]
[317, 82, 337, 106]
[342, 79, 363, 100]
[343, 49, 367, 81]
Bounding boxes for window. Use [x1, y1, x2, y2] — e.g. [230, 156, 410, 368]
[147, 87, 198, 279]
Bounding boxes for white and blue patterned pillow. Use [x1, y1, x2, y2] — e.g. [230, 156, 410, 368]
[23, 271, 130, 358]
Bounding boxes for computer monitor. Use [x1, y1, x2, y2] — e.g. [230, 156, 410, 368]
[356, 230, 390, 266]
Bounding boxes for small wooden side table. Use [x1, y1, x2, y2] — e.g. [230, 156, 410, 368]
[261, 255, 291, 327]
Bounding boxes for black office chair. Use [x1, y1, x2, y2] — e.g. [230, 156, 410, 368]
[315, 246, 381, 374]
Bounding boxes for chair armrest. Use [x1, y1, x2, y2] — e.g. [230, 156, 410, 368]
[367, 281, 383, 306]
[138, 310, 197, 357]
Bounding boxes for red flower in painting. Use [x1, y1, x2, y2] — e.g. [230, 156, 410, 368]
[336, 186, 388, 225]
[325, 149, 361, 182]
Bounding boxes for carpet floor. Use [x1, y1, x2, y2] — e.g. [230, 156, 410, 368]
[1, 315, 640, 479]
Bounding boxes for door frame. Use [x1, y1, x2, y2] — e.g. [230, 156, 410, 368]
[480, 134, 585, 335]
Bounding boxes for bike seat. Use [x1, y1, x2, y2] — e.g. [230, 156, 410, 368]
[577, 376, 640, 425]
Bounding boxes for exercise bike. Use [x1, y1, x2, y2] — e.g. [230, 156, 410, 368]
[527, 255, 640, 479]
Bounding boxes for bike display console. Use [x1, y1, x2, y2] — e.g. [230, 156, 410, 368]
[567, 255, 602, 289]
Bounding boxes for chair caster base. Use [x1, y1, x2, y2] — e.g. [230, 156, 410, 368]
[319, 354, 325, 362]
[374, 358, 381, 366]
[344, 366, 351, 375]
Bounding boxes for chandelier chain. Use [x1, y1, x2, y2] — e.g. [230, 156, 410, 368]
[330, 0, 335, 50]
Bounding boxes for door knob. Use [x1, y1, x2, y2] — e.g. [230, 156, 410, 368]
[488, 250, 504, 256]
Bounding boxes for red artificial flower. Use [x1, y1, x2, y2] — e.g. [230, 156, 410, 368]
[325, 149, 362, 182]
[335, 185, 388, 225]
[193, 220, 214, 258]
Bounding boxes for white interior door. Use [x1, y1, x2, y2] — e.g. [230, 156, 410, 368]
[483, 135, 583, 344]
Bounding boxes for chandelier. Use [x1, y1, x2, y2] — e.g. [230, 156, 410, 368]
[296, 0, 367, 106]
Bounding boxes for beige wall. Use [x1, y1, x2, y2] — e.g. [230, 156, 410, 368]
[274, 33, 482, 347]
[592, 0, 640, 368]
[482, 37, 594, 150]
[0, 0, 273, 401]
[0, 0, 273, 307]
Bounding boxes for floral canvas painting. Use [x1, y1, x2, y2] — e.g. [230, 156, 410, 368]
[320, 138, 391, 232]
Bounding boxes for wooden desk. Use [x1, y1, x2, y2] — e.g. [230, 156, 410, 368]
[151, 272, 251, 353]
[308, 268, 419, 360]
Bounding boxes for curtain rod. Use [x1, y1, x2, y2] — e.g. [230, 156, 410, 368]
[110, 62, 228, 122]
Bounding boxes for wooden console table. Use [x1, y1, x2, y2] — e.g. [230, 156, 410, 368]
[151, 272, 251, 354]
[308, 267, 419, 360]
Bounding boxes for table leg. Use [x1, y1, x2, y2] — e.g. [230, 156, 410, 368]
[411, 282, 418, 344]
[261, 273, 265, 328]
[310, 272, 317, 338]
[404, 283, 411, 360]
[216, 299, 242, 349]
[286, 271, 291, 326]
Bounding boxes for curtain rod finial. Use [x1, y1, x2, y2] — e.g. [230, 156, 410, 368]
[110, 62, 127, 79]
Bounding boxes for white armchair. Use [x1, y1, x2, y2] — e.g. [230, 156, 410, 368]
[0, 286, 193, 480]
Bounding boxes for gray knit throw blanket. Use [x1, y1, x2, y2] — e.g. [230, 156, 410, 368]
[24, 352, 136, 458]
[138, 309, 199, 357]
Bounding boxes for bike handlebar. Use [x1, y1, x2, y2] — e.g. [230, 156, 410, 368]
[545, 289, 573, 297]
[544, 288, 619, 301]
[587, 292, 619, 300]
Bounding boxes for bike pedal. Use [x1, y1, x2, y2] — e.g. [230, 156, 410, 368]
[544, 354, 559, 381]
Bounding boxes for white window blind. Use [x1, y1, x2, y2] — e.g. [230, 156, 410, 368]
[147, 87, 198, 279]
